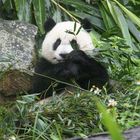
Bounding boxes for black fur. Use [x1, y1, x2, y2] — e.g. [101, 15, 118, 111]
[81, 18, 92, 32]
[44, 18, 92, 33]
[44, 18, 56, 32]
[53, 38, 61, 50]
[32, 50, 109, 97]
[32, 18, 108, 97]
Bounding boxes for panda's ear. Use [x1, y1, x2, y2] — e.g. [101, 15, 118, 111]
[44, 18, 56, 32]
[81, 18, 92, 32]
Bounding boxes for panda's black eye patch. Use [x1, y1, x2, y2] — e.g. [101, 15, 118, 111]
[70, 39, 79, 50]
[53, 38, 61, 50]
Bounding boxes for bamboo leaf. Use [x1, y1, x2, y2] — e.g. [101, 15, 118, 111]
[99, 2, 115, 30]
[113, 0, 140, 27]
[2, 0, 13, 9]
[71, 11, 105, 31]
[74, 21, 77, 32]
[32, 0, 46, 34]
[106, 0, 118, 23]
[113, 5, 132, 47]
[53, 9, 62, 22]
[127, 19, 140, 43]
[14, 0, 31, 22]
[76, 25, 82, 35]
[62, 0, 96, 12]
[96, 99, 124, 140]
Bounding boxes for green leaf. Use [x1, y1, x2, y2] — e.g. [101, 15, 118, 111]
[53, 9, 62, 22]
[90, 30, 101, 46]
[65, 30, 75, 35]
[99, 2, 115, 30]
[106, 0, 118, 23]
[74, 21, 77, 32]
[113, 0, 140, 28]
[96, 99, 124, 140]
[76, 25, 82, 35]
[113, 5, 132, 47]
[2, 0, 13, 9]
[71, 11, 105, 31]
[14, 0, 31, 22]
[32, 0, 46, 34]
[62, 0, 96, 12]
[127, 19, 140, 43]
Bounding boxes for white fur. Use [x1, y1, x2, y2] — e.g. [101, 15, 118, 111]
[42, 21, 94, 64]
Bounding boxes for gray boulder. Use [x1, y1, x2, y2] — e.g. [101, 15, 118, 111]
[0, 19, 37, 99]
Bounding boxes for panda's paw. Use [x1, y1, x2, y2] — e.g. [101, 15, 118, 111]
[67, 50, 90, 64]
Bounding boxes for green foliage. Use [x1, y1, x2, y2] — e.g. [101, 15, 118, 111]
[0, 0, 140, 139]
[0, 105, 15, 138]
[0, 0, 140, 44]
[96, 100, 124, 140]
[32, 0, 46, 34]
[14, 0, 31, 22]
[0, 36, 140, 139]
[87, 36, 139, 85]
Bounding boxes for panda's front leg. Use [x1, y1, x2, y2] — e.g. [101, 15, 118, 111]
[66, 50, 109, 89]
[31, 58, 77, 97]
[67, 50, 91, 65]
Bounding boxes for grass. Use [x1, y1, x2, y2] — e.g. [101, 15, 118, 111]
[0, 36, 140, 140]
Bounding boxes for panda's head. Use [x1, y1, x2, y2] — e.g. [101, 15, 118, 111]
[41, 18, 94, 64]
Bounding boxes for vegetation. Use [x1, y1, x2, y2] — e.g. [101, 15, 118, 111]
[0, 0, 140, 140]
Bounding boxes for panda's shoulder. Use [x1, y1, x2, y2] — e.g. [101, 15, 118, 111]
[35, 57, 52, 73]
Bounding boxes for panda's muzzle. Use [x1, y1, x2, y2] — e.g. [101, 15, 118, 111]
[60, 53, 68, 59]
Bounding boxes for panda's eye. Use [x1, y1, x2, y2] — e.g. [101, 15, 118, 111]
[70, 39, 79, 50]
[53, 38, 61, 50]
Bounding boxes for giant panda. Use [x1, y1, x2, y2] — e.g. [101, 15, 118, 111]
[32, 18, 109, 97]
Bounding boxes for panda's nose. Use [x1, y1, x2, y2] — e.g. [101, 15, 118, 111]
[60, 53, 68, 59]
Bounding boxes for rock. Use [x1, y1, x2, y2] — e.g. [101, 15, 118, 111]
[0, 19, 38, 98]
[0, 70, 32, 96]
[69, 126, 140, 140]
